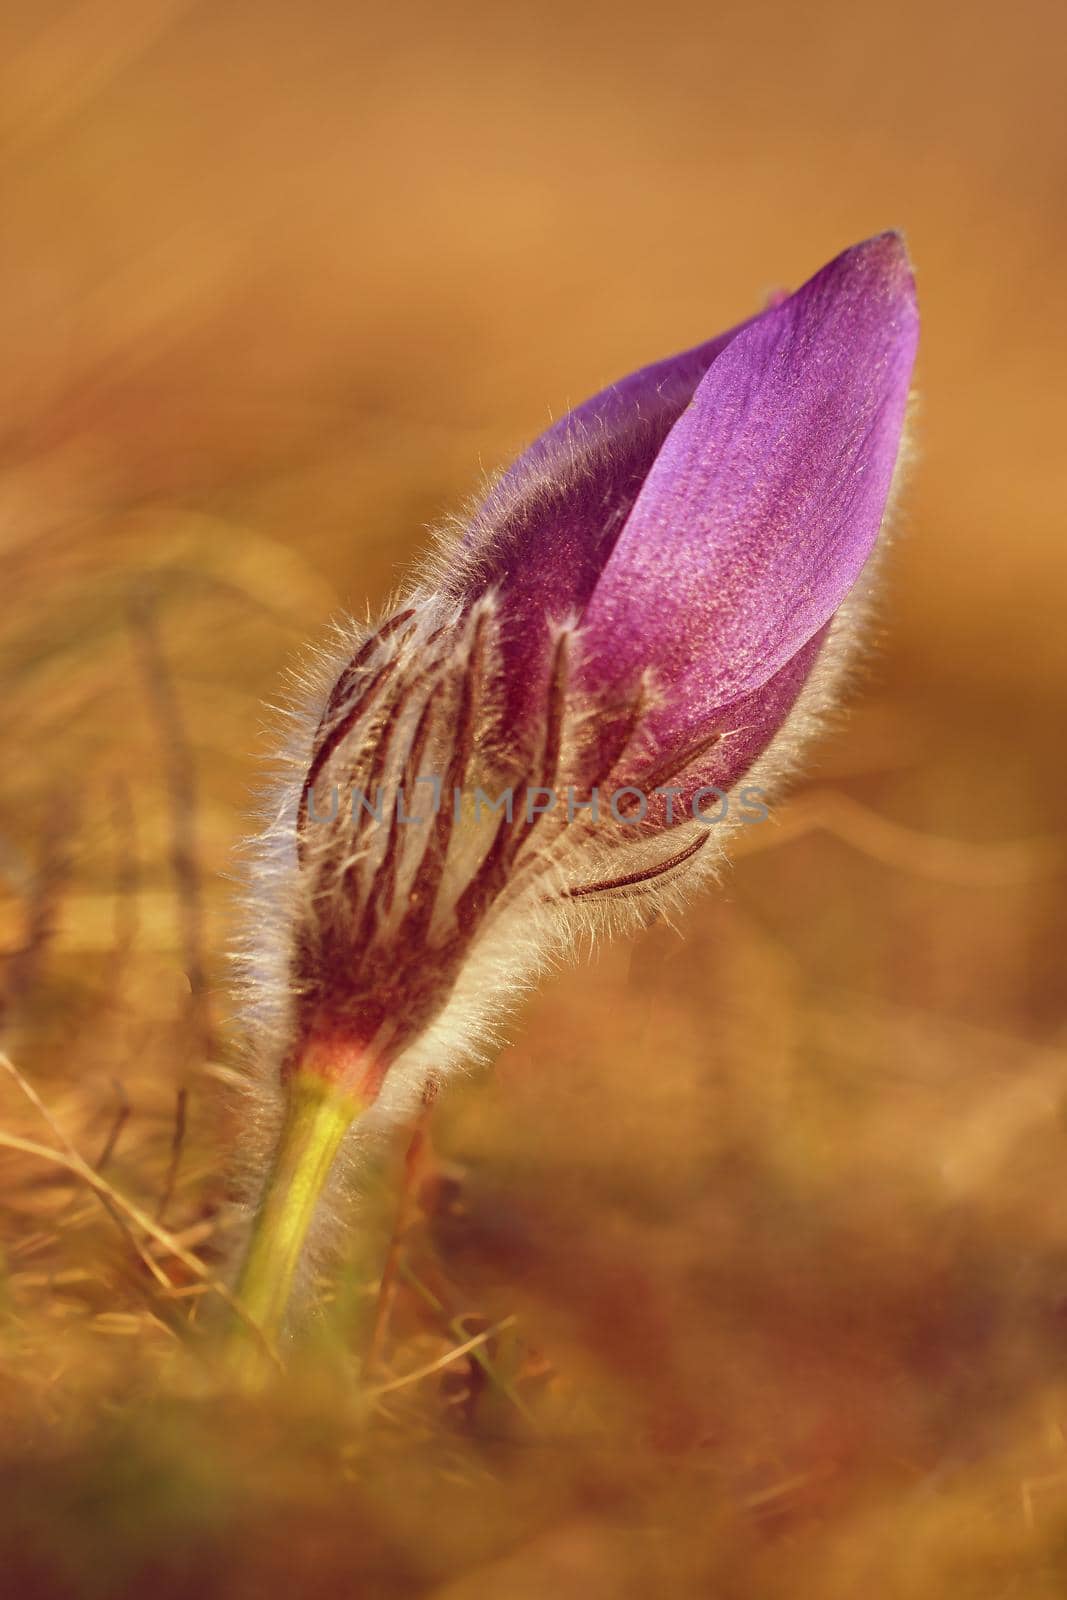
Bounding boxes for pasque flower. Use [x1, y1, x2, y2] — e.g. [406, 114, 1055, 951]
[229, 233, 918, 1358]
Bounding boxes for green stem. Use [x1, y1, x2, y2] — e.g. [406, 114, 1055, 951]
[225, 1071, 363, 1379]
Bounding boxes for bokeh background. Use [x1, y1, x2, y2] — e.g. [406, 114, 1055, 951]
[1, 1, 1065, 1595]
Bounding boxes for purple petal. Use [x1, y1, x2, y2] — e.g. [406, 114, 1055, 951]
[577, 233, 918, 761]
[443, 313, 763, 728]
[630, 628, 828, 829]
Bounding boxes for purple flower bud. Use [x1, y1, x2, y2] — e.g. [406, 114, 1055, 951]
[226, 234, 918, 1362]
[242, 233, 918, 1120]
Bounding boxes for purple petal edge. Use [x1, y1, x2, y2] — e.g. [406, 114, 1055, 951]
[578, 233, 919, 757]
[442, 313, 765, 729]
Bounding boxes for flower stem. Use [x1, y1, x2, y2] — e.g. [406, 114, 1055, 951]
[224, 1070, 363, 1380]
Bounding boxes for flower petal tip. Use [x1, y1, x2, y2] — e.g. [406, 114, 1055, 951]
[832, 231, 919, 327]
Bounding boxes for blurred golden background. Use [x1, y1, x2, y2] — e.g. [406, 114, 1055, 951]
[1, 1, 1066, 1595]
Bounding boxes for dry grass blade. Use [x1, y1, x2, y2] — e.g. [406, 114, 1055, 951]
[2, 795, 78, 1016]
[0, 1049, 173, 1291]
[0, 1051, 279, 1367]
[367, 1315, 518, 1400]
[93, 1079, 131, 1173]
[129, 594, 213, 1059]
[736, 788, 1067, 885]
[156, 1085, 188, 1223]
